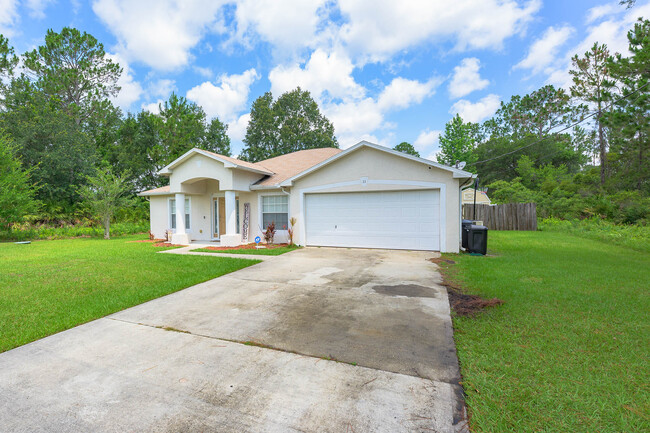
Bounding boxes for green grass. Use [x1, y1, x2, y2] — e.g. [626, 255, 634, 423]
[443, 231, 649, 432]
[0, 235, 260, 353]
[193, 245, 301, 256]
[539, 217, 650, 253]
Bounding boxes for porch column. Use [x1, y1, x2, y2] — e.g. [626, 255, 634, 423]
[220, 190, 240, 247]
[171, 193, 190, 245]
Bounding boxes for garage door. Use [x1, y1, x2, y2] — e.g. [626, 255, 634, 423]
[305, 190, 440, 250]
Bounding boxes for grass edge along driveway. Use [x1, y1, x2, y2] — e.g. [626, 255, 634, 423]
[193, 245, 301, 256]
[441, 231, 649, 433]
[0, 235, 260, 353]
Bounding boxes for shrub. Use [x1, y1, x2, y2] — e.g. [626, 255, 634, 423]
[263, 221, 276, 244]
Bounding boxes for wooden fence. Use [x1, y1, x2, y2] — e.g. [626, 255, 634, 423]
[462, 203, 537, 231]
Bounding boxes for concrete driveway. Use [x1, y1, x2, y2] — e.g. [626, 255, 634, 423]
[0, 248, 466, 433]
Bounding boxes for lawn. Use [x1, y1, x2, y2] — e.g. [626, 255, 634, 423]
[194, 245, 301, 256]
[443, 231, 649, 432]
[0, 235, 260, 353]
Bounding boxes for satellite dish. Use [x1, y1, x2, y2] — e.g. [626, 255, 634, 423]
[457, 161, 467, 169]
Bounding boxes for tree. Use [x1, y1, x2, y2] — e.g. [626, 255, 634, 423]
[393, 141, 419, 157]
[437, 114, 481, 169]
[0, 34, 17, 81]
[22, 27, 122, 126]
[570, 43, 615, 185]
[241, 88, 338, 162]
[605, 19, 650, 193]
[79, 167, 133, 239]
[204, 118, 231, 156]
[0, 77, 96, 216]
[157, 93, 208, 163]
[0, 134, 39, 230]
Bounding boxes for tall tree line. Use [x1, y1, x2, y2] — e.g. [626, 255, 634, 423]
[436, 18, 650, 223]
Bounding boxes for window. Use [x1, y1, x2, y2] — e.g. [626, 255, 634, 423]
[170, 198, 190, 230]
[262, 195, 288, 230]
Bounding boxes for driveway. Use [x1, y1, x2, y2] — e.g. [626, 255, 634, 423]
[0, 248, 466, 432]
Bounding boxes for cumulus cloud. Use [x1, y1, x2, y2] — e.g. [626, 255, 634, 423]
[148, 79, 176, 99]
[450, 94, 500, 123]
[232, 0, 329, 53]
[92, 0, 225, 70]
[448, 58, 489, 99]
[141, 99, 163, 114]
[227, 113, 251, 142]
[186, 68, 260, 121]
[586, 4, 618, 24]
[269, 49, 365, 101]
[0, 0, 19, 37]
[106, 53, 144, 111]
[377, 77, 440, 111]
[514, 25, 574, 75]
[337, 0, 541, 63]
[414, 129, 441, 151]
[25, 0, 55, 19]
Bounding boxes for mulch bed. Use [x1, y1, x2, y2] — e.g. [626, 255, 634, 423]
[201, 243, 290, 251]
[127, 239, 180, 247]
[429, 257, 504, 317]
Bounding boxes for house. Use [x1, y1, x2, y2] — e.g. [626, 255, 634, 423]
[139, 141, 475, 252]
[462, 188, 492, 205]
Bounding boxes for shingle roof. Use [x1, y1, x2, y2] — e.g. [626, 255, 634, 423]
[202, 150, 273, 174]
[253, 147, 342, 187]
[138, 185, 170, 196]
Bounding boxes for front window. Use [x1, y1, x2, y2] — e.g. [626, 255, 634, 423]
[170, 198, 190, 230]
[262, 195, 288, 230]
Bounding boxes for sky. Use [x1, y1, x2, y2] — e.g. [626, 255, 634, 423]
[1, 0, 649, 158]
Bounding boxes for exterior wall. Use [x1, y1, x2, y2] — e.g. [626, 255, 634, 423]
[149, 196, 170, 239]
[287, 146, 462, 252]
[462, 188, 491, 205]
[169, 154, 235, 192]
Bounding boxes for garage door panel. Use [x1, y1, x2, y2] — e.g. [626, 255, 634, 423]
[305, 190, 440, 251]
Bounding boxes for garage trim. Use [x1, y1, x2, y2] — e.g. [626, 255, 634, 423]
[299, 180, 446, 251]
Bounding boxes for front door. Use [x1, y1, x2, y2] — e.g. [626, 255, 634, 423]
[213, 197, 226, 239]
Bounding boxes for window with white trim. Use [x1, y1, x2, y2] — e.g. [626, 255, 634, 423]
[170, 198, 190, 230]
[262, 195, 288, 230]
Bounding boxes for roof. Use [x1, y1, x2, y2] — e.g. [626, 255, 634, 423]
[278, 141, 475, 187]
[138, 185, 170, 196]
[253, 147, 342, 187]
[158, 148, 273, 176]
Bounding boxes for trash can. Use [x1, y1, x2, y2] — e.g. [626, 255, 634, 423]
[468, 225, 488, 255]
[462, 219, 473, 250]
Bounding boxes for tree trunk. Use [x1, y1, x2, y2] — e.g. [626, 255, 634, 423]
[597, 110, 606, 186]
[103, 216, 110, 240]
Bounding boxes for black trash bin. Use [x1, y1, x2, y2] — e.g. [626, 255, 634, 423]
[468, 225, 488, 255]
[462, 219, 473, 250]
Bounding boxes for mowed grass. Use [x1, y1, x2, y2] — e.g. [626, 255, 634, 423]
[194, 245, 301, 256]
[443, 231, 649, 432]
[0, 235, 260, 353]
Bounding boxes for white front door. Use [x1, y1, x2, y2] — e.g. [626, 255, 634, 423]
[304, 190, 441, 251]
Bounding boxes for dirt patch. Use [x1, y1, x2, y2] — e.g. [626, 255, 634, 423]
[127, 239, 183, 248]
[443, 281, 503, 317]
[201, 243, 291, 251]
[429, 257, 456, 265]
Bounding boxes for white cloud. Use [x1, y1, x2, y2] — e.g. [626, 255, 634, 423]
[586, 4, 617, 24]
[194, 66, 213, 78]
[228, 113, 251, 142]
[414, 129, 441, 151]
[269, 49, 365, 101]
[26, 0, 55, 19]
[148, 79, 176, 99]
[337, 0, 541, 63]
[450, 94, 500, 123]
[514, 25, 574, 75]
[377, 77, 440, 111]
[92, 0, 225, 70]
[186, 68, 259, 121]
[232, 0, 329, 54]
[448, 58, 489, 99]
[106, 53, 143, 111]
[0, 0, 19, 37]
[141, 99, 163, 114]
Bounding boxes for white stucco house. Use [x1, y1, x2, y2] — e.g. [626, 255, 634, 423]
[139, 141, 475, 253]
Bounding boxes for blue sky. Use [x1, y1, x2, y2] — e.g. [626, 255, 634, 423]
[2, 0, 649, 157]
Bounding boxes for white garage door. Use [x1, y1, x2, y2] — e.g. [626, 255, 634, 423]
[305, 190, 440, 251]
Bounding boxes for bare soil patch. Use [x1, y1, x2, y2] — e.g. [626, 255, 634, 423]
[429, 257, 503, 317]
